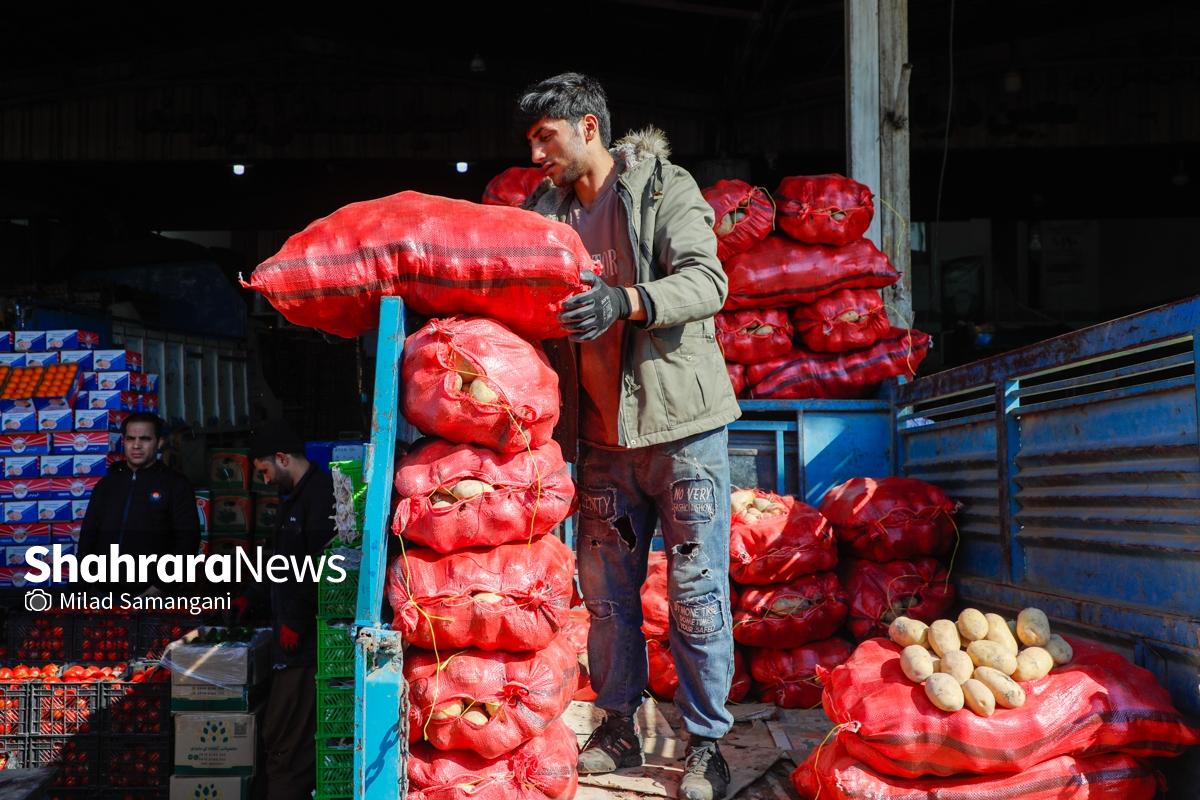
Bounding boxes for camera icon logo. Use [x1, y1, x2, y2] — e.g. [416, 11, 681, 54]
[25, 589, 53, 612]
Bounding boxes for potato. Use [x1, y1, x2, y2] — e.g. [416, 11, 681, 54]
[716, 213, 736, 236]
[430, 700, 464, 720]
[956, 608, 989, 642]
[1013, 647, 1054, 682]
[767, 596, 811, 616]
[1017, 608, 1052, 647]
[924, 673, 965, 712]
[888, 616, 929, 648]
[967, 640, 1018, 675]
[450, 372, 464, 392]
[1045, 634, 1074, 666]
[461, 709, 489, 726]
[451, 479, 494, 499]
[752, 496, 775, 512]
[900, 645, 935, 683]
[757, 325, 776, 335]
[431, 499, 454, 509]
[985, 613, 1020, 656]
[453, 353, 476, 381]
[472, 592, 504, 604]
[468, 379, 499, 404]
[974, 666, 1026, 708]
[731, 489, 756, 513]
[961, 678, 996, 717]
[928, 620, 961, 657]
[484, 700, 504, 717]
[938, 650, 975, 684]
[930, 657, 941, 674]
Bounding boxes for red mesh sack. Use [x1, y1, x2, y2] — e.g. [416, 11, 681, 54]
[482, 167, 545, 207]
[729, 490, 836, 585]
[401, 317, 560, 453]
[647, 639, 751, 704]
[408, 718, 579, 800]
[792, 737, 1163, 800]
[727, 362, 747, 398]
[839, 558, 954, 641]
[244, 191, 589, 340]
[406, 633, 578, 758]
[732, 572, 848, 648]
[391, 439, 575, 554]
[701, 179, 775, 261]
[387, 535, 575, 652]
[820, 477, 959, 561]
[749, 638, 855, 709]
[724, 236, 898, 311]
[748, 327, 929, 400]
[640, 551, 670, 640]
[715, 310, 794, 365]
[775, 174, 874, 246]
[792, 288, 890, 353]
[562, 608, 595, 701]
[821, 637, 1200, 779]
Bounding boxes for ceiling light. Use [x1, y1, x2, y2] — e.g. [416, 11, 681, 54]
[232, 164, 246, 176]
[470, 53, 486, 73]
[455, 162, 469, 174]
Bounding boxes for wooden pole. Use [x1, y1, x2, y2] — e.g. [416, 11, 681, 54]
[845, 0, 881, 247]
[879, 0, 914, 327]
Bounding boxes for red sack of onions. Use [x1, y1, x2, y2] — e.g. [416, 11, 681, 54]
[820, 477, 959, 561]
[724, 236, 898, 311]
[775, 174, 874, 246]
[727, 362, 748, 398]
[716, 309, 794, 365]
[701, 179, 775, 261]
[402, 316, 560, 453]
[729, 489, 836, 585]
[386, 534, 575, 652]
[391, 438, 575, 554]
[244, 191, 589, 340]
[749, 638, 855, 709]
[839, 558, 955, 641]
[732, 572, 848, 648]
[792, 289, 890, 353]
[748, 328, 929, 400]
[482, 166, 545, 207]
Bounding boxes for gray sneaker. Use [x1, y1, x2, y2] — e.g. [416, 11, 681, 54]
[678, 737, 731, 800]
[577, 713, 644, 774]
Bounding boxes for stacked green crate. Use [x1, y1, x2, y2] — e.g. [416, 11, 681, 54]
[315, 460, 365, 800]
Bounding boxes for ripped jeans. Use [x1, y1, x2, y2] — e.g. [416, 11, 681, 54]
[576, 427, 734, 739]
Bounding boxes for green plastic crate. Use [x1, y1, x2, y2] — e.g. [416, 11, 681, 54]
[318, 568, 360, 619]
[316, 619, 356, 680]
[316, 680, 355, 739]
[315, 739, 354, 799]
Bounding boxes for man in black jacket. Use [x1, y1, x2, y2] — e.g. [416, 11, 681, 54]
[244, 419, 335, 800]
[79, 412, 200, 597]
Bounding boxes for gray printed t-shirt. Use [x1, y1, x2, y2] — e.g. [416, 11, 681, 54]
[565, 183, 636, 447]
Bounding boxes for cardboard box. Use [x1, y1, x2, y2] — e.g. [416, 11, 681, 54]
[50, 523, 80, 544]
[45, 477, 100, 499]
[173, 709, 259, 775]
[210, 495, 252, 534]
[53, 431, 113, 454]
[44, 330, 99, 350]
[0, 479, 52, 501]
[209, 449, 250, 492]
[4, 456, 40, 479]
[0, 565, 32, 587]
[23, 352, 59, 367]
[12, 331, 46, 352]
[71, 454, 107, 477]
[74, 409, 130, 432]
[143, 373, 160, 393]
[165, 628, 271, 687]
[0, 332, 10, 352]
[78, 390, 139, 411]
[0, 523, 51, 546]
[57, 350, 95, 370]
[38, 455, 73, 477]
[91, 350, 142, 372]
[37, 500, 72, 522]
[0, 433, 51, 456]
[252, 495, 279, 533]
[0, 353, 26, 367]
[1, 410, 37, 433]
[71, 499, 90, 521]
[170, 774, 254, 800]
[3, 501, 38, 524]
[84, 371, 136, 392]
[170, 680, 267, 712]
[36, 409, 74, 432]
[196, 490, 210, 534]
[141, 393, 160, 414]
[306, 440, 366, 473]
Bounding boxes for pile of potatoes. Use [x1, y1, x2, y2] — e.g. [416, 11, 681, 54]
[738, 321, 779, 337]
[429, 479, 497, 508]
[731, 489, 788, 521]
[715, 206, 749, 236]
[429, 697, 505, 725]
[889, 608, 1074, 717]
[449, 352, 500, 404]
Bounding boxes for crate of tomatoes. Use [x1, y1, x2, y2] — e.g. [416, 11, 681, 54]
[100, 662, 170, 736]
[7, 612, 73, 662]
[73, 614, 137, 664]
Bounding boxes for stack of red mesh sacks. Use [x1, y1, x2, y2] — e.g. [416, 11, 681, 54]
[708, 175, 930, 400]
[386, 316, 580, 800]
[726, 489, 855, 708]
[818, 477, 959, 644]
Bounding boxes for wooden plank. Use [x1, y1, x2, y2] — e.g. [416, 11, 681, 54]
[879, 0, 913, 327]
[845, 0, 882, 246]
[578, 743, 783, 799]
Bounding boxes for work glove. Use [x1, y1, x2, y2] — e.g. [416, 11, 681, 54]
[278, 624, 301, 652]
[558, 270, 631, 342]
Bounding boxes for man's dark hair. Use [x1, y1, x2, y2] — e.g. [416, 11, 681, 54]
[517, 72, 612, 148]
[249, 419, 306, 461]
[121, 412, 164, 438]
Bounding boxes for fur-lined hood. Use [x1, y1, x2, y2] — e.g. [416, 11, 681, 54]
[612, 126, 671, 172]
